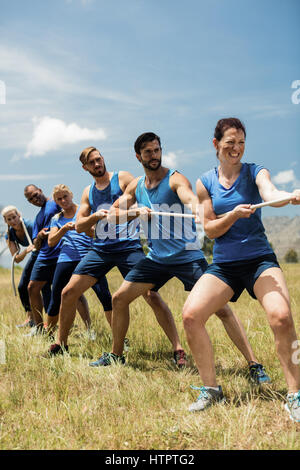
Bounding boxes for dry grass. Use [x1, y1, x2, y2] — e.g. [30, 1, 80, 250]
[0, 264, 299, 450]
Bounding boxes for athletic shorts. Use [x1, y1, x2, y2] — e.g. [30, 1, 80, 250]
[73, 248, 145, 280]
[125, 257, 209, 292]
[30, 257, 58, 283]
[204, 253, 280, 302]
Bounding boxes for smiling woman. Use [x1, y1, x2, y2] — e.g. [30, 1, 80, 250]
[182, 117, 300, 422]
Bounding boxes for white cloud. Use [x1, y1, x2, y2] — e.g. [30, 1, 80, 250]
[163, 152, 178, 168]
[0, 174, 62, 181]
[25, 116, 106, 158]
[273, 170, 295, 185]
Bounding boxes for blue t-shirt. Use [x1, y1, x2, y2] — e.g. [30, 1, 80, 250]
[89, 172, 141, 253]
[50, 209, 93, 263]
[32, 199, 61, 260]
[200, 163, 273, 262]
[5, 219, 38, 258]
[135, 169, 204, 264]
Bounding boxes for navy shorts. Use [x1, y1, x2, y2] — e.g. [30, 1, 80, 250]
[204, 253, 280, 302]
[125, 257, 209, 291]
[30, 257, 58, 283]
[73, 248, 146, 280]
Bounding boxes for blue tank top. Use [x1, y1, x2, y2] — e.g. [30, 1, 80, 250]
[32, 199, 62, 260]
[89, 172, 141, 252]
[200, 163, 273, 262]
[135, 169, 204, 264]
[50, 208, 93, 263]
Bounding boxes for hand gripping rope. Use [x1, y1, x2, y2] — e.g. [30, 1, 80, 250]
[216, 196, 294, 219]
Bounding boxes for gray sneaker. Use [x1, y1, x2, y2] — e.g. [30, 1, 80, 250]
[123, 338, 130, 352]
[24, 325, 45, 337]
[284, 391, 300, 422]
[189, 385, 225, 412]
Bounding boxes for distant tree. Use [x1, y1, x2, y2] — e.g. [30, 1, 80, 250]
[284, 249, 298, 263]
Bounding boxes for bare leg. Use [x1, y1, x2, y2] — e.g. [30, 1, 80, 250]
[47, 314, 59, 331]
[143, 290, 183, 351]
[28, 280, 47, 327]
[254, 267, 300, 393]
[183, 274, 234, 387]
[215, 305, 258, 364]
[57, 274, 97, 347]
[76, 294, 91, 329]
[112, 281, 155, 356]
[104, 310, 112, 327]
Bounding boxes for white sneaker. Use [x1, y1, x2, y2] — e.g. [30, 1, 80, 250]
[285, 391, 300, 422]
[124, 337, 130, 352]
[188, 385, 225, 412]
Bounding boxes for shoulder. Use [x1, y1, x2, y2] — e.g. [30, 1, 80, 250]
[125, 176, 140, 194]
[245, 163, 269, 180]
[198, 168, 216, 193]
[118, 171, 135, 192]
[118, 171, 134, 184]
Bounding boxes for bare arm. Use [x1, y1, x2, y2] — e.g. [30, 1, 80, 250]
[7, 240, 34, 264]
[196, 179, 254, 239]
[48, 222, 76, 247]
[256, 169, 300, 206]
[75, 186, 108, 233]
[108, 178, 146, 224]
[169, 171, 202, 222]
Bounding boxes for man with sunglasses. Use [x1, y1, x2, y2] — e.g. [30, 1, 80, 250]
[24, 184, 61, 334]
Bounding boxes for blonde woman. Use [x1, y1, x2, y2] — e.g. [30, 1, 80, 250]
[1, 206, 51, 327]
[46, 185, 112, 350]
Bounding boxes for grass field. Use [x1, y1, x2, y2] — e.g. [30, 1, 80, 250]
[0, 264, 299, 450]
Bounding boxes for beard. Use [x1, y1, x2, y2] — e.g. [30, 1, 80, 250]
[89, 163, 107, 177]
[141, 158, 162, 171]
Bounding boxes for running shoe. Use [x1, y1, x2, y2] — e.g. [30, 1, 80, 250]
[188, 385, 225, 412]
[249, 363, 271, 385]
[46, 343, 69, 356]
[284, 391, 300, 422]
[16, 319, 35, 328]
[173, 349, 187, 368]
[89, 352, 125, 367]
[24, 325, 46, 337]
[124, 337, 130, 352]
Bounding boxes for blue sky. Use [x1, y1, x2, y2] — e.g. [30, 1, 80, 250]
[0, 0, 299, 235]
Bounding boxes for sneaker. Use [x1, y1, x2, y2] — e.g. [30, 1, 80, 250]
[24, 325, 45, 337]
[249, 363, 271, 385]
[89, 352, 125, 367]
[46, 343, 69, 357]
[16, 319, 35, 328]
[124, 337, 130, 352]
[189, 385, 225, 412]
[173, 349, 187, 368]
[285, 391, 300, 422]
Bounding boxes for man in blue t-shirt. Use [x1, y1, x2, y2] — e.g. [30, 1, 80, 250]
[24, 184, 61, 333]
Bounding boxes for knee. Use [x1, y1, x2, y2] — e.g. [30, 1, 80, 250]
[28, 281, 39, 295]
[143, 290, 161, 308]
[112, 290, 129, 309]
[182, 303, 203, 331]
[269, 308, 293, 332]
[215, 304, 232, 321]
[61, 284, 78, 303]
